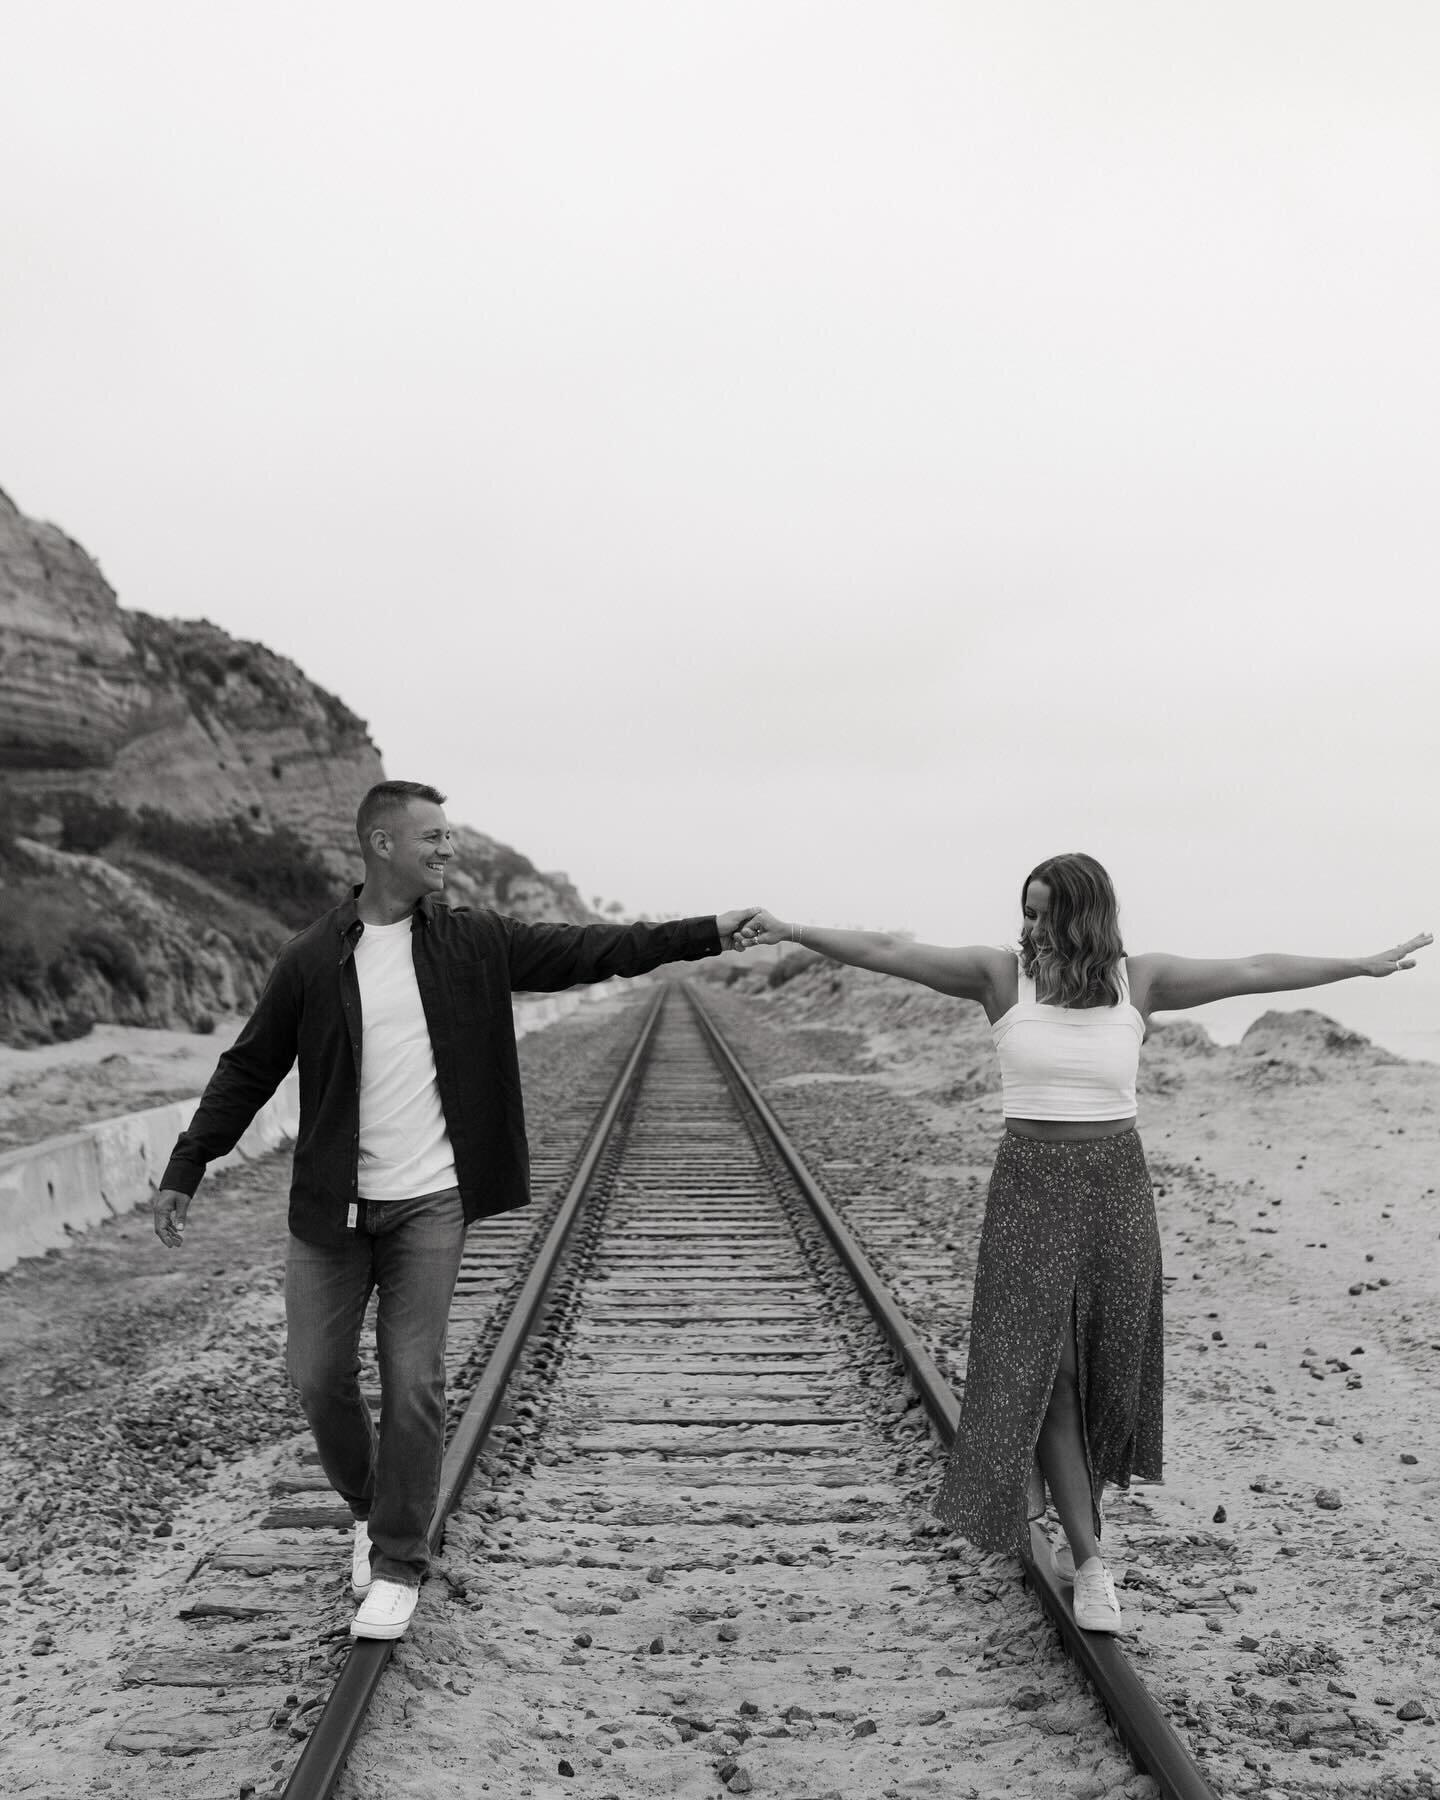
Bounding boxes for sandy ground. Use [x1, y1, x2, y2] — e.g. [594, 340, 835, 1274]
[0, 1018, 249, 1152]
[3, 984, 1437, 1799]
[0, 994, 596, 1153]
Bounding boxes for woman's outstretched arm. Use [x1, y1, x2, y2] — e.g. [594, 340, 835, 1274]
[1131, 932, 1432, 1013]
[736, 908, 1011, 1003]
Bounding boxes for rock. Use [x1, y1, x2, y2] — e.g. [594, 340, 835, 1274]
[915, 1708, 946, 1726]
[573, 1632, 593, 1648]
[1401, 1454, 1419, 1465]
[1315, 1489, 1342, 1511]
[718, 1623, 740, 1642]
[1212, 1506, 1227, 1524]
[557, 1759, 574, 1777]
[727, 1771, 753, 1794]
[1239, 1010, 1398, 1065]
[851, 1718, 877, 1737]
[647, 1636, 664, 1655]
[1397, 1700, 1426, 1721]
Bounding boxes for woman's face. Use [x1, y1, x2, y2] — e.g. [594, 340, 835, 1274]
[1021, 880, 1052, 950]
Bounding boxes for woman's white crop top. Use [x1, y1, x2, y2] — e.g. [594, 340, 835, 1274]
[992, 955, 1143, 1121]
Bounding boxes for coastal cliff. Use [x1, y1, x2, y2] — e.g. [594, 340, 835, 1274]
[0, 486, 596, 1043]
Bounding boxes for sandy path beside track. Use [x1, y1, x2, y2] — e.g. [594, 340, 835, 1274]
[0, 1019, 248, 1153]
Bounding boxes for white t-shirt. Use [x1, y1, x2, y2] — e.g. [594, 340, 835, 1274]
[352, 916, 459, 1201]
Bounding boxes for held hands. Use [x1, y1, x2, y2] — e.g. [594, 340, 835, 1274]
[729, 908, 795, 950]
[153, 1187, 192, 1249]
[716, 908, 769, 951]
[1362, 932, 1433, 978]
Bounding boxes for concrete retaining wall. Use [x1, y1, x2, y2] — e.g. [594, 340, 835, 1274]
[0, 980, 629, 1276]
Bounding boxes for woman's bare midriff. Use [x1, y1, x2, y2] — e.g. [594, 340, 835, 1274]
[1005, 1117, 1137, 1142]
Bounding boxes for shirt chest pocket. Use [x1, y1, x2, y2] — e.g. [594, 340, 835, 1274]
[431, 951, 494, 1014]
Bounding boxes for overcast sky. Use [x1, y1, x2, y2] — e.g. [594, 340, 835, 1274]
[4, 3, 1436, 1047]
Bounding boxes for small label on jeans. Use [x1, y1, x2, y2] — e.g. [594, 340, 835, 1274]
[347, 1204, 358, 1228]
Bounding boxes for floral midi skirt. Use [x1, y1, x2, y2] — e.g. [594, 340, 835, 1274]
[934, 1127, 1164, 1554]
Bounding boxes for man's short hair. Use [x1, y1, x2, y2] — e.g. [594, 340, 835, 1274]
[356, 781, 447, 848]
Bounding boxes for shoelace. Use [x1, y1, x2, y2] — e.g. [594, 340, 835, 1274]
[1075, 1568, 1117, 1608]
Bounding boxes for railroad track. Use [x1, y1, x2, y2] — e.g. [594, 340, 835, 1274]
[269, 984, 1216, 1800]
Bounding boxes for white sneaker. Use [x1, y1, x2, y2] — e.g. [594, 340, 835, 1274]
[351, 1577, 419, 1640]
[1050, 1498, 1104, 1584]
[1072, 1560, 1122, 1633]
[351, 1520, 372, 1599]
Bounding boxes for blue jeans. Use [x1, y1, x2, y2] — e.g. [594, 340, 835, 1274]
[285, 1188, 467, 1587]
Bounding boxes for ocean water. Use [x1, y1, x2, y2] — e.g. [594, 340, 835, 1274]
[1365, 1027, 1440, 1067]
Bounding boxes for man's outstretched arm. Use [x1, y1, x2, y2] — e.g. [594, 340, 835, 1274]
[503, 908, 763, 993]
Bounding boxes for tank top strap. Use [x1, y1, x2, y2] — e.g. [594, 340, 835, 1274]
[1113, 956, 1130, 1003]
[1015, 952, 1036, 1002]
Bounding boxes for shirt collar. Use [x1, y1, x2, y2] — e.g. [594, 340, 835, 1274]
[335, 887, 438, 942]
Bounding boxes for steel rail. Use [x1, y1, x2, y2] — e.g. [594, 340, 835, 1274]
[278, 983, 668, 1800]
[685, 983, 1219, 1800]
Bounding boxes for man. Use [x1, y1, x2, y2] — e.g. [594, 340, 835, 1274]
[155, 780, 760, 1640]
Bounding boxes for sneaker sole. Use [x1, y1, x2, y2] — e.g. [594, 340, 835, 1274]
[349, 1619, 412, 1640]
[1074, 1610, 1123, 1633]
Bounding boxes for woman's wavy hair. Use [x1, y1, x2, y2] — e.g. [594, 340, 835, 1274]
[1019, 852, 1126, 1009]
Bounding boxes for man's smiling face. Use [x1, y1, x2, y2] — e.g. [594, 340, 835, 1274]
[381, 798, 454, 902]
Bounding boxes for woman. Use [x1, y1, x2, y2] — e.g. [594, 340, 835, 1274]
[735, 856, 1429, 1633]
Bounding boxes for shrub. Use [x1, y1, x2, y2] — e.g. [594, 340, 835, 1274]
[72, 926, 150, 1000]
[0, 939, 45, 1000]
[46, 952, 78, 998]
[129, 809, 337, 930]
[58, 794, 130, 855]
[51, 1008, 95, 1041]
[767, 950, 823, 989]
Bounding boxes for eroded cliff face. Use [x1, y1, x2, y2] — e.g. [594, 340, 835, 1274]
[0, 487, 384, 874]
[0, 486, 598, 1043]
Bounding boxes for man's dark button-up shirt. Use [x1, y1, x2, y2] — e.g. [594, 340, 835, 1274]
[161, 892, 722, 1246]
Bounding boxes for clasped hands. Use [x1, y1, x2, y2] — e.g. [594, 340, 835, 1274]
[719, 907, 791, 952]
